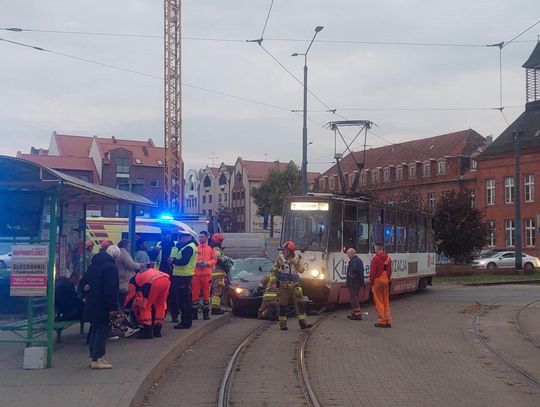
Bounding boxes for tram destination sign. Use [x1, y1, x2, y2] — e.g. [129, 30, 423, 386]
[291, 202, 329, 211]
[10, 244, 49, 296]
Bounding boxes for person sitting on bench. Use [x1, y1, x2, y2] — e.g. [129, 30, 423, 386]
[55, 272, 84, 321]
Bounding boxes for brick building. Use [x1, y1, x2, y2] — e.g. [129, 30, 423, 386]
[18, 131, 165, 217]
[317, 129, 486, 213]
[475, 42, 540, 257]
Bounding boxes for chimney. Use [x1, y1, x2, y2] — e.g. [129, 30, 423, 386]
[485, 135, 493, 145]
[147, 138, 154, 147]
[111, 136, 117, 144]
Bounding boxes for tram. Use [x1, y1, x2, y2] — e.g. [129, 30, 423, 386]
[280, 194, 436, 305]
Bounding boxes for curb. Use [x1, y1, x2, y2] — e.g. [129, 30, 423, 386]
[463, 279, 540, 287]
[121, 312, 232, 407]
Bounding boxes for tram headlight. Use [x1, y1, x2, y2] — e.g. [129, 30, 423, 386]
[310, 269, 320, 278]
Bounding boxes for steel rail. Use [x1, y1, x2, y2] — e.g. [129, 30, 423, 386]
[297, 313, 332, 407]
[217, 321, 271, 407]
[474, 303, 540, 388]
[514, 298, 540, 348]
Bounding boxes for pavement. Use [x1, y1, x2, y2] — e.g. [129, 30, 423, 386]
[0, 313, 230, 407]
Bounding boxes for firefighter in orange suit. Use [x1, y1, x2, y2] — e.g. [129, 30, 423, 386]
[192, 231, 217, 320]
[370, 241, 393, 328]
[125, 267, 171, 339]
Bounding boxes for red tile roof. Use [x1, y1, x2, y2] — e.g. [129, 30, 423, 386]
[322, 129, 485, 176]
[52, 133, 164, 168]
[241, 160, 291, 181]
[17, 154, 100, 181]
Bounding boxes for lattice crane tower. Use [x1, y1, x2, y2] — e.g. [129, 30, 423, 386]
[164, 0, 183, 212]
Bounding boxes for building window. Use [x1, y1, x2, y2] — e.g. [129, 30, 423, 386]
[218, 194, 222, 203]
[359, 172, 366, 185]
[150, 179, 158, 188]
[241, 191, 245, 199]
[428, 193, 436, 211]
[423, 162, 431, 177]
[383, 168, 391, 182]
[209, 195, 213, 203]
[372, 170, 380, 184]
[488, 220, 496, 247]
[504, 177, 514, 204]
[224, 193, 228, 202]
[319, 178, 325, 191]
[135, 158, 142, 165]
[202, 195, 206, 204]
[437, 160, 446, 175]
[116, 157, 130, 174]
[395, 166, 403, 180]
[329, 176, 335, 190]
[156, 160, 163, 166]
[202, 209, 206, 215]
[209, 209, 213, 217]
[486, 179, 495, 205]
[471, 159, 477, 170]
[505, 219, 515, 247]
[525, 219, 536, 247]
[409, 165, 416, 179]
[525, 175, 535, 202]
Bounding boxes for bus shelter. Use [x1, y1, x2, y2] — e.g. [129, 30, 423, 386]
[0, 156, 156, 367]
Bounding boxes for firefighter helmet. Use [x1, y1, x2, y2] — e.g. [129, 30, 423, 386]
[282, 241, 296, 252]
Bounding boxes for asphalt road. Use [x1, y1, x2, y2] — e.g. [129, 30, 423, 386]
[146, 284, 540, 407]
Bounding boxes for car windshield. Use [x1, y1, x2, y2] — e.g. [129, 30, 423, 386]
[229, 258, 273, 283]
[281, 202, 329, 251]
[0, 243, 12, 255]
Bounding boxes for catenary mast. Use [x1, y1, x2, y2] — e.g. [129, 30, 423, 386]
[164, 0, 183, 212]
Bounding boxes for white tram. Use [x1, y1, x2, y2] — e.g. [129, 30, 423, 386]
[280, 194, 436, 304]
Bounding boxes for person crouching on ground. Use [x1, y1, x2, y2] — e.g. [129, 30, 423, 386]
[125, 267, 171, 339]
[370, 241, 393, 328]
[80, 245, 121, 369]
[346, 248, 365, 320]
[255, 272, 279, 321]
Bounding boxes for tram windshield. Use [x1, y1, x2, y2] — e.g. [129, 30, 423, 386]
[282, 201, 329, 251]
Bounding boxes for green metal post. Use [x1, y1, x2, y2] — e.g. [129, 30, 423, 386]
[26, 297, 33, 346]
[46, 187, 58, 368]
[82, 203, 87, 274]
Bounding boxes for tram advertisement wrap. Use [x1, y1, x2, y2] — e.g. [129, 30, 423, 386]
[10, 244, 48, 296]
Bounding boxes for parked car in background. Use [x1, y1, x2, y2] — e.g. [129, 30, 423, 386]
[472, 251, 540, 273]
[0, 243, 12, 270]
[228, 257, 273, 316]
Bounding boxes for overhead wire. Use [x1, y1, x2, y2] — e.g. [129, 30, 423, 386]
[503, 18, 540, 48]
[259, 0, 275, 39]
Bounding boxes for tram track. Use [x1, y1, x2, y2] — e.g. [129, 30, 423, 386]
[514, 298, 540, 349]
[218, 313, 331, 407]
[474, 300, 540, 389]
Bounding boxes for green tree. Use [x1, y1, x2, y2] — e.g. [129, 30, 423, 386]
[434, 190, 490, 263]
[252, 162, 301, 237]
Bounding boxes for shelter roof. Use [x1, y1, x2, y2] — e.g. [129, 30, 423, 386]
[16, 154, 100, 182]
[0, 156, 155, 207]
[321, 129, 485, 176]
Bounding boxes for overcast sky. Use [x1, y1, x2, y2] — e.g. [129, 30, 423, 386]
[1, 0, 539, 173]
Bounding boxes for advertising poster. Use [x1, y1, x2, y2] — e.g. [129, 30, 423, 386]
[10, 244, 49, 297]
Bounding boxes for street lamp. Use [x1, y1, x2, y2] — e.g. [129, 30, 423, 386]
[292, 25, 324, 195]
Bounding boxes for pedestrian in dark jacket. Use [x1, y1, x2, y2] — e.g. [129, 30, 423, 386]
[345, 248, 365, 320]
[80, 245, 120, 369]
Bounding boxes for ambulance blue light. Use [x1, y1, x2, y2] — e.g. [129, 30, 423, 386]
[160, 213, 174, 220]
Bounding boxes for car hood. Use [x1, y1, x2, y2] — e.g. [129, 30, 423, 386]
[230, 279, 260, 291]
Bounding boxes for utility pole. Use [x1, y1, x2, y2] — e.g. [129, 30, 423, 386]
[513, 129, 523, 273]
[164, 0, 183, 213]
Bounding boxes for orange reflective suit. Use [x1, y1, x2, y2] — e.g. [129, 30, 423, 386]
[125, 268, 171, 327]
[192, 243, 217, 311]
[370, 252, 392, 325]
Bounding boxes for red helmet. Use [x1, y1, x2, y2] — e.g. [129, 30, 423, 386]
[282, 241, 296, 252]
[212, 233, 225, 245]
[85, 239, 93, 248]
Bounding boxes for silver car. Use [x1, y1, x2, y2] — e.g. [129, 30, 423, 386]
[472, 251, 540, 272]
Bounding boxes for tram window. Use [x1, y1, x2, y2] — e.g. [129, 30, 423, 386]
[343, 221, 357, 252]
[370, 223, 384, 252]
[396, 227, 407, 252]
[418, 217, 427, 252]
[357, 206, 368, 223]
[384, 224, 396, 252]
[370, 206, 383, 224]
[408, 227, 418, 252]
[344, 205, 356, 221]
[328, 202, 342, 252]
[358, 223, 369, 253]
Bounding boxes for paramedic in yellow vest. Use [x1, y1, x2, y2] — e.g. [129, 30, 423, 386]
[169, 232, 197, 329]
[256, 272, 279, 320]
[210, 233, 228, 315]
[272, 241, 312, 331]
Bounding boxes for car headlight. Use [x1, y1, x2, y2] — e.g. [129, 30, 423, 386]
[234, 287, 251, 297]
[310, 269, 320, 278]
